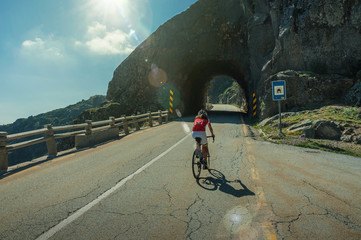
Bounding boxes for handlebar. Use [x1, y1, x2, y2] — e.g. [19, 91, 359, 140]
[207, 136, 215, 143]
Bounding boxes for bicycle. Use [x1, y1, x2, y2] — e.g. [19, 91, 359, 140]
[192, 136, 214, 179]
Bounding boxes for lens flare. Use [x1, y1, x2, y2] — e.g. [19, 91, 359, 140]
[223, 206, 252, 233]
[148, 64, 167, 87]
[181, 122, 191, 133]
[176, 109, 182, 117]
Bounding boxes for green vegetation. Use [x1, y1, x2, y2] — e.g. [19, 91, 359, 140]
[294, 140, 361, 157]
[207, 76, 234, 103]
[298, 71, 317, 79]
[282, 106, 361, 125]
[74, 102, 123, 123]
[258, 105, 361, 157]
[218, 81, 242, 105]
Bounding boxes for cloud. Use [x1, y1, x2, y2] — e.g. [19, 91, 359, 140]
[22, 38, 44, 47]
[77, 22, 136, 55]
[21, 36, 64, 58]
[87, 22, 107, 37]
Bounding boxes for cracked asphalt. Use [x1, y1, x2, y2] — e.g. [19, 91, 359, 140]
[0, 107, 360, 240]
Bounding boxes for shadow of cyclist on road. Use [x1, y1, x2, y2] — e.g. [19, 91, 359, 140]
[196, 169, 255, 198]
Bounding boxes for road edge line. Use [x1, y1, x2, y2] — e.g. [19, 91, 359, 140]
[240, 116, 277, 240]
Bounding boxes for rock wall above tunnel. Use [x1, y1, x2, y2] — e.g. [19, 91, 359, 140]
[106, 0, 361, 118]
[107, 0, 252, 116]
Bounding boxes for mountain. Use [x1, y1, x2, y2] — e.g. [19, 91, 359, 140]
[0, 95, 106, 166]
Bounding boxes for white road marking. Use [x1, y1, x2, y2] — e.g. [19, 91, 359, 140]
[36, 133, 191, 240]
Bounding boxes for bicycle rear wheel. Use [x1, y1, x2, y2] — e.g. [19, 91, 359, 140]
[192, 150, 201, 179]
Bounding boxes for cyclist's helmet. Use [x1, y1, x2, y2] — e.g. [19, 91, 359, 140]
[198, 109, 207, 116]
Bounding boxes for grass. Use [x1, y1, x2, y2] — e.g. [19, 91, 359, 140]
[258, 105, 361, 157]
[282, 106, 361, 125]
[294, 139, 361, 157]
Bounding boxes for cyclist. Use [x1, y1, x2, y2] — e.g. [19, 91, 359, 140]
[192, 109, 215, 169]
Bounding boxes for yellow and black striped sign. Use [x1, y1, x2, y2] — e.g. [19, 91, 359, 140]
[252, 93, 257, 117]
[169, 89, 174, 113]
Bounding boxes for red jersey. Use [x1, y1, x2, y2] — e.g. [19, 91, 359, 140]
[192, 118, 211, 132]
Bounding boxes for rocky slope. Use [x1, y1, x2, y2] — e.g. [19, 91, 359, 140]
[257, 105, 361, 157]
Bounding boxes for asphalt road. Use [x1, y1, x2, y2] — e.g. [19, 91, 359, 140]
[0, 108, 360, 240]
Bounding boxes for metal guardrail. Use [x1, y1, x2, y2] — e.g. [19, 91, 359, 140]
[0, 110, 169, 171]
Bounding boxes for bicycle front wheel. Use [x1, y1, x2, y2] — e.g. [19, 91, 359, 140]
[192, 150, 201, 179]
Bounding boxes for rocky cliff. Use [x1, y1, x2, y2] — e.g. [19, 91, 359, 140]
[106, 0, 361, 118]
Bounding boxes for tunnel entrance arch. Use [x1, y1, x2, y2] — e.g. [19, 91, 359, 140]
[180, 60, 249, 115]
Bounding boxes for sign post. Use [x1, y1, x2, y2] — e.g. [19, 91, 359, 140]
[272, 80, 286, 135]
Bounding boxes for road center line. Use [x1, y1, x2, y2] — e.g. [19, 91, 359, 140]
[36, 133, 191, 240]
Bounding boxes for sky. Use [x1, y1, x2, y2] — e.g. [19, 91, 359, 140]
[0, 0, 198, 125]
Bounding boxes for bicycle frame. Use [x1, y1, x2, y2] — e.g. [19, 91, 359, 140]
[192, 136, 214, 179]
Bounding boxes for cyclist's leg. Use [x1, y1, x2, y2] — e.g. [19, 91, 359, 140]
[202, 144, 209, 162]
[199, 133, 208, 161]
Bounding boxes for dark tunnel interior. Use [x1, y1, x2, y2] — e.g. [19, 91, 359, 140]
[181, 60, 248, 115]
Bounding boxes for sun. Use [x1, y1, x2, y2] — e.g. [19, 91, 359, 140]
[85, 0, 151, 43]
[90, 0, 126, 25]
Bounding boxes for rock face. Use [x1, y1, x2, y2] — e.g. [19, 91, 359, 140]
[345, 81, 361, 106]
[107, 0, 361, 117]
[261, 70, 354, 118]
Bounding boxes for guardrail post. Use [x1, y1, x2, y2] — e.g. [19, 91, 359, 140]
[165, 110, 169, 122]
[109, 117, 115, 128]
[44, 124, 57, 157]
[148, 111, 153, 127]
[85, 120, 92, 135]
[133, 115, 140, 131]
[122, 115, 129, 134]
[158, 110, 163, 125]
[0, 132, 8, 171]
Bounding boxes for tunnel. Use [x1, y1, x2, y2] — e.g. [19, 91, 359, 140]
[180, 60, 249, 115]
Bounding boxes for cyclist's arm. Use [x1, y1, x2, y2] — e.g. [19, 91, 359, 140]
[208, 122, 215, 137]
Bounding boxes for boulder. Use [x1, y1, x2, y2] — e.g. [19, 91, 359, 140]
[287, 119, 313, 132]
[302, 126, 315, 139]
[341, 135, 353, 143]
[259, 112, 299, 127]
[355, 135, 361, 144]
[314, 120, 342, 140]
[343, 129, 354, 136]
[258, 116, 276, 127]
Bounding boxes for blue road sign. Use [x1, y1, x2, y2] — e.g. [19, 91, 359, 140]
[272, 80, 286, 101]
